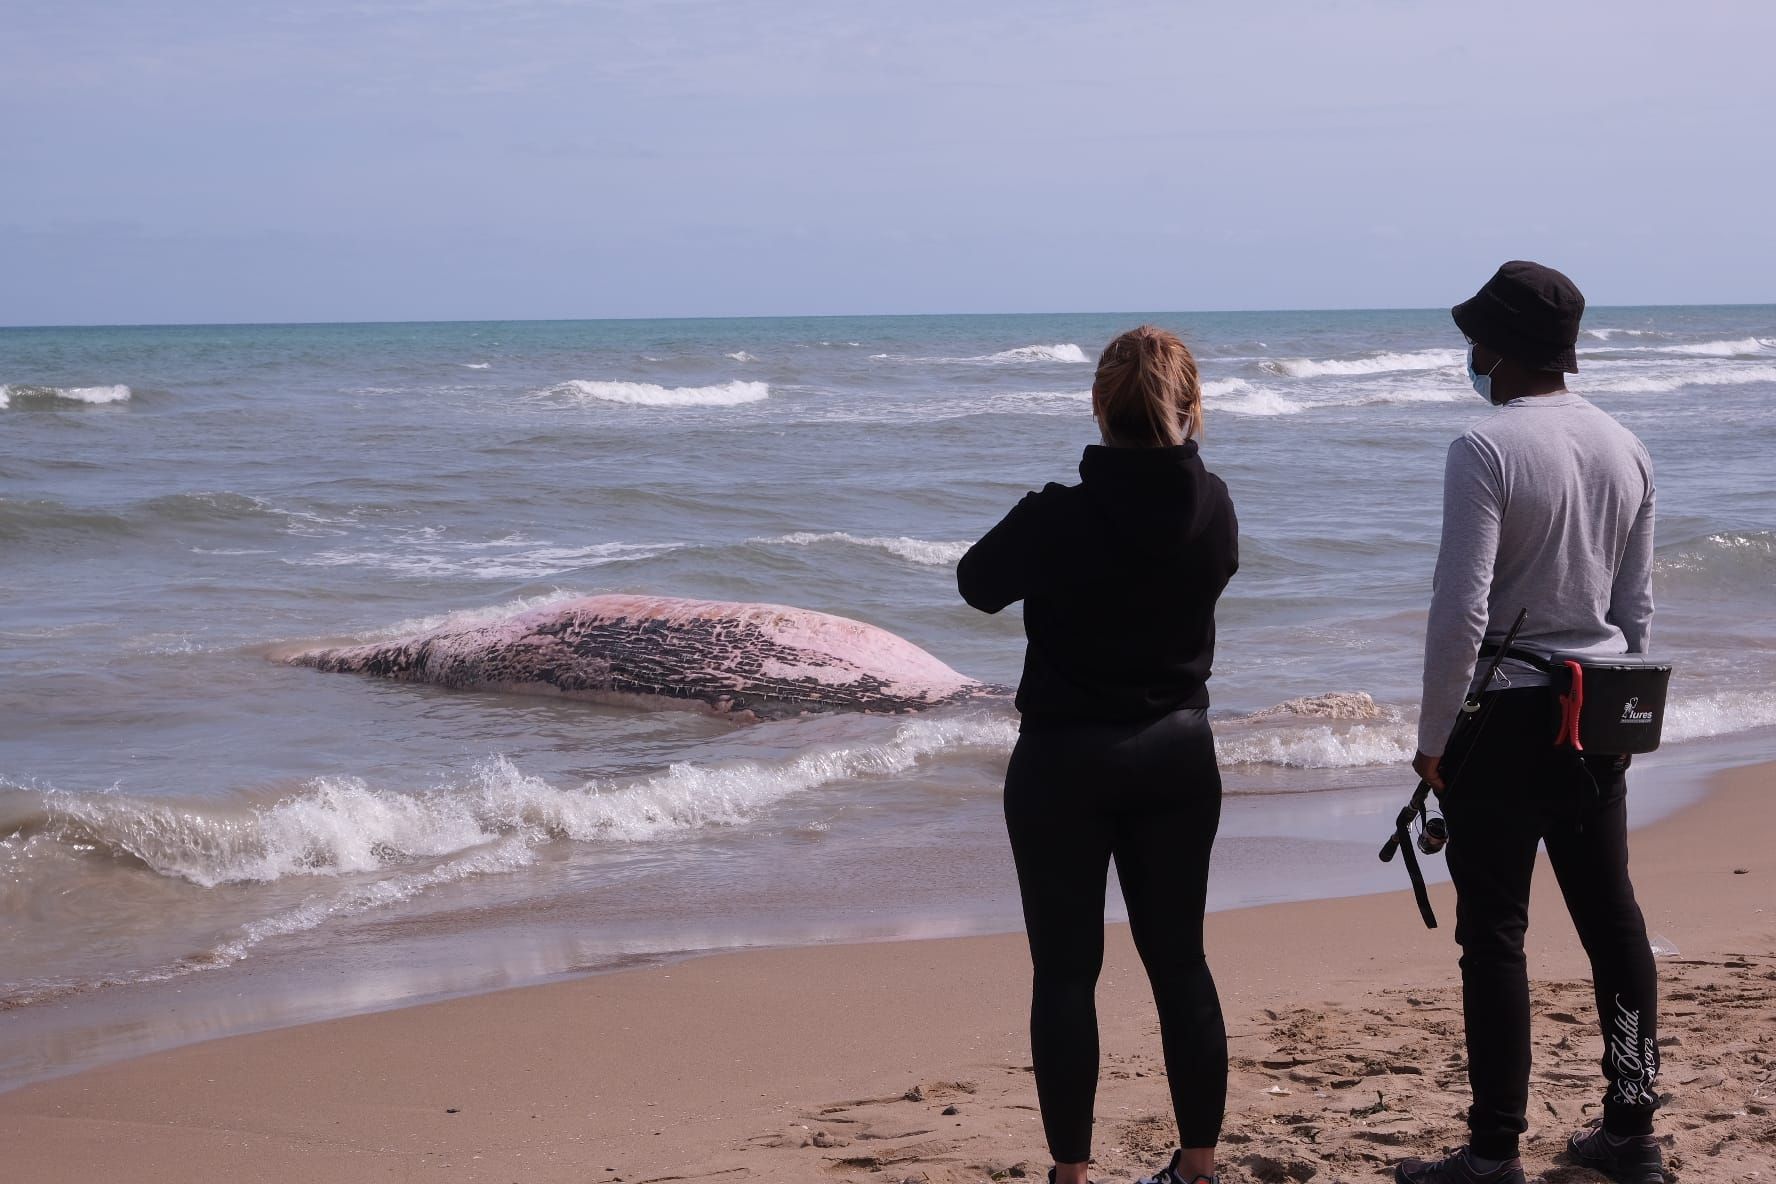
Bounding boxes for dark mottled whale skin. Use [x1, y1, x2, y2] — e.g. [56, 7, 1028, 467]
[284, 594, 1008, 718]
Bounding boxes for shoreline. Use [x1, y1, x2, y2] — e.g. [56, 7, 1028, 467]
[1, 758, 1769, 1182]
[0, 734, 1744, 1098]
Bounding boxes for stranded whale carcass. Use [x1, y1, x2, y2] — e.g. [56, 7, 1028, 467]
[284, 594, 1007, 718]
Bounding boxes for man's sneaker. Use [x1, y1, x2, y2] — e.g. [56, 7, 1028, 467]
[1568, 1122, 1665, 1183]
[1393, 1146, 1527, 1184]
[1133, 1150, 1217, 1184]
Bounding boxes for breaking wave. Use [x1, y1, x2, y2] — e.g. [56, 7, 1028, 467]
[1206, 378, 1306, 416]
[1588, 364, 1776, 395]
[0, 383, 132, 409]
[761, 531, 973, 567]
[1216, 723, 1416, 770]
[3, 718, 1020, 890]
[1262, 349, 1461, 379]
[1648, 337, 1774, 357]
[976, 344, 1090, 364]
[1663, 690, 1776, 742]
[539, 380, 769, 407]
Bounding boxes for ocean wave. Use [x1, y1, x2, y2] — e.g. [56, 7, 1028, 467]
[355, 589, 592, 641]
[297, 535, 677, 580]
[726, 350, 757, 362]
[154, 491, 351, 531]
[1205, 378, 1306, 416]
[1649, 337, 1774, 357]
[1, 491, 351, 544]
[4, 717, 1019, 889]
[1584, 328, 1655, 340]
[976, 344, 1090, 364]
[538, 379, 769, 407]
[1261, 349, 1461, 379]
[1235, 691, 1398, 722]
[760, 531, 973, 567]
[1344, 386, 1471, 407]
[1587, 364, 1776, 395]
[1210, 682, 1776, 770]
[0, 834, 538, 1006]
[1216, 722, 1416, 769]
[0, 383, 132, 409]
[462, 362, 492, 369]
[1213, 690, 1416, 769]
[1654, 530, 1775, 586]
[0, 498, 133, 541]
[1664, 691, 1776, 742]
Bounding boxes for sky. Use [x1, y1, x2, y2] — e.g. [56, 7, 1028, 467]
[4, 0, 1773, 325]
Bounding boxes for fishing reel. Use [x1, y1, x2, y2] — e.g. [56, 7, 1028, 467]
[1379, 783, 1445, 928]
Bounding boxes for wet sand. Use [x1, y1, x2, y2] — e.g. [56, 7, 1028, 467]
[1, 761, 1770, 1183]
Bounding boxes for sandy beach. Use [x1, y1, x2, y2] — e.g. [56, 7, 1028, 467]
[2, 760, 1769, 1184]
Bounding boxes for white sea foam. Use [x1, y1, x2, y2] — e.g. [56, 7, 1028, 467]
[1587, 364, 1776, 395]
[1263, 349, 1461, 379]
[541, 379, 769, 407]
[1584, 328, 1654, 340]
[462, 362, 492, 369]
[762, 531, 973, 567]
[725, 350, 757, 362]
[978, 344, 1090, 364]
[0, 383, 132, 408]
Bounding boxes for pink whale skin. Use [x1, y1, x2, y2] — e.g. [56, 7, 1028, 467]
[284, 594, 1008, 718]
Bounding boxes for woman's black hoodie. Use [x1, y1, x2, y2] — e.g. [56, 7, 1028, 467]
[957, 441, 1238, 726]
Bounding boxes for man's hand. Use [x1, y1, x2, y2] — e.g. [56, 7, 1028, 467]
[1413, 750, 1445, 791]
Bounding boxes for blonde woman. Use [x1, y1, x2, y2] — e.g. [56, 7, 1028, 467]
[959, 326, 1238, 1184]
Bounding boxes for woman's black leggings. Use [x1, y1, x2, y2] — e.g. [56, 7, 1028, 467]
[1003, 707, 1226, 1164]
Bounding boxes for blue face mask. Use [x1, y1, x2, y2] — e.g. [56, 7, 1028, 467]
[1467, 346, 1501, 403]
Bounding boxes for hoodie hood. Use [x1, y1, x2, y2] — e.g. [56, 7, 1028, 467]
[1077, 441, 1222, 559]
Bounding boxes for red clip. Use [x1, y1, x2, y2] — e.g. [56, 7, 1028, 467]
[1554, 659, 1585, 750]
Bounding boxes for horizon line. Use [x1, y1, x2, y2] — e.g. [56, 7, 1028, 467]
[4, 300, 1773, 333]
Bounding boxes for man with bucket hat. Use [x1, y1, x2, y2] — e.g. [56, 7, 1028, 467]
[1393, 262, 1664, 1184]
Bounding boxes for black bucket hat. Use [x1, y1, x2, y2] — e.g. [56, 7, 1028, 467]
[1452, 260, 1585, 374]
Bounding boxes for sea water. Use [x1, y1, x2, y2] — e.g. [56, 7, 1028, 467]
[3, 308, 1773, 1084]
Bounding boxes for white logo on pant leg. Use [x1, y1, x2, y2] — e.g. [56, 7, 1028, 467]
[1620, 697, 1655, 724]
[1609, 995, 1659, 1105]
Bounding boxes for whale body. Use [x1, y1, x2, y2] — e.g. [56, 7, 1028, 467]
[285, 594, 1005, 718]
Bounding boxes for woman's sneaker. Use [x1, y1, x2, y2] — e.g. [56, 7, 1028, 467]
[1134, 1150, 1217, 1184]
[1393, 1147, 1527, 1184]
[1568, 1122, 1665, 1183]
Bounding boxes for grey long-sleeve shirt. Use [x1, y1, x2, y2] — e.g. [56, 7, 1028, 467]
[1418, 393, 1655, 756]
